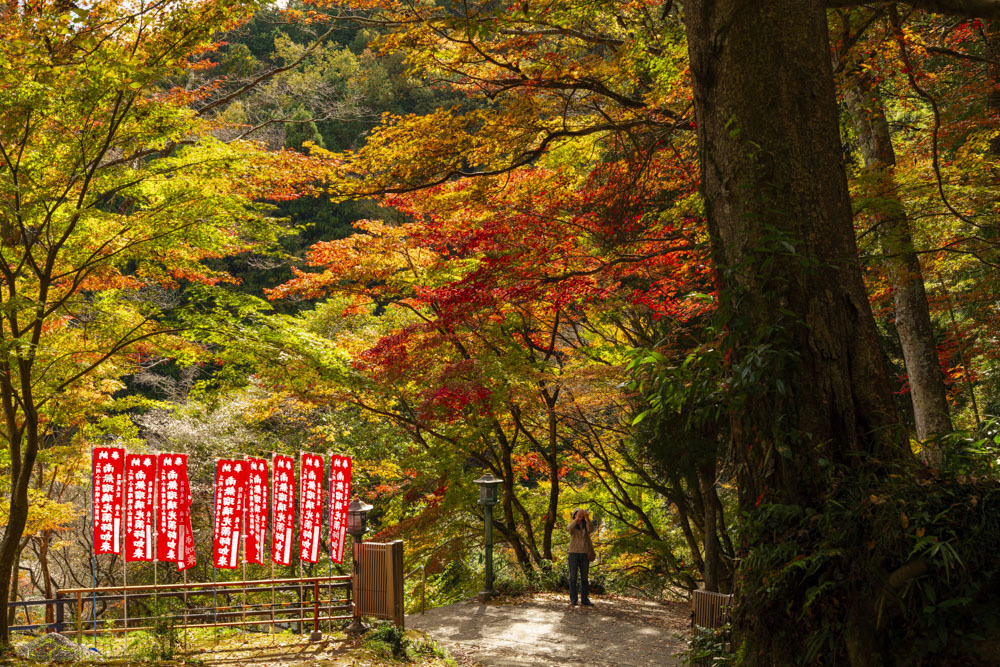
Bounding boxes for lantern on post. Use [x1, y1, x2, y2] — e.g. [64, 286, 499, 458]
[473, 473, 503, 602]
[346, 498, 373, 635]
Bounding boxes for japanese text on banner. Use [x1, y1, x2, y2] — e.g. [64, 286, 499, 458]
[92, 447, 124, 555]
[271, 454, 295, 566]
[245, 457, 269, 565]
[299, 453, 324, 563]
[174, 454, 196, 571]
[125, 454, 156, 562]
[212, 459, 247, 569]
[329, 455, 352, 564]
[156, 453, 184, 563]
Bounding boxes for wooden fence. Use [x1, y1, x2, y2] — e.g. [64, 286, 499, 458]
[7, 540, 407, 650]
[57, 575, 352, 641]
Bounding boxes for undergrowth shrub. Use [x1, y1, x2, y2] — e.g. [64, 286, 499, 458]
[734, 426, 1000, 665]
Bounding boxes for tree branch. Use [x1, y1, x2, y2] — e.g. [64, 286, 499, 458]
[827, 0, 1000, 18]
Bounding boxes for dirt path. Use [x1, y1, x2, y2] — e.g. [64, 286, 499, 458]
[406, 593, 690, 666]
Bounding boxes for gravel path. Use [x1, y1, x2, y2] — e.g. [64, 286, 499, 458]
[406, 593, 690, 666]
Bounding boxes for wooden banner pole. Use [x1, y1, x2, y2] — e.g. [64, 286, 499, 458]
[270, 450, 276, 642]
[326, 450, 333, 634]
[90, 553, 98, 650]
[241, 461, 247, 644]
[122, 453, 128, 658]
[153, 451, 158, 612]
[182, 568, 188, 653]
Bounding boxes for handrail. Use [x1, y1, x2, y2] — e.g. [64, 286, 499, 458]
[51, 574, 355, 645]
[7, 598, 66, 634]
[403, 564, 426, 615]
[58, 574, 350, 596]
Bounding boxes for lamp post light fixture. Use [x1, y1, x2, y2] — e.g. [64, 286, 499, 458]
[346, 498, 373, 635]
[473, 473, 503, 603]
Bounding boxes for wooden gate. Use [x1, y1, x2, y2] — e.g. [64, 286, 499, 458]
[355, 540, 404, 627]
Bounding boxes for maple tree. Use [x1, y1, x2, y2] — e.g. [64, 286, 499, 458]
[3, 0, 999, 660]
[254, 125, 731, 589]
[267, 0, 1000, 661]
[0, 1, 323, 646]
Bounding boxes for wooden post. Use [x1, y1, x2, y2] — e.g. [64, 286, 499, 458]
[212, 566, 218, 647]
[310, 580, 321, 641]
[241, 528, 247, 641]
[122, 557, 128, 656]
[270, 450, 277, 641]
[76, 592, 82, 644]
[90, 553, 98, 650]
[298, 560, 303, 635]
[122, 453, 129, 658]
[421, 566, 426, 615]
[269, 561, 275, 638]
[182, 568, 188, 653]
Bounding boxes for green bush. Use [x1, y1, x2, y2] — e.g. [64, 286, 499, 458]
[364, 623, 407, 660]
[125, 598, 182, 661]
[686, 624, 735, 666]
[734, 427, 1000, 665]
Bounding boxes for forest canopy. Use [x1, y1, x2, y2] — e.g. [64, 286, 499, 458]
[1, 1, 999, 664]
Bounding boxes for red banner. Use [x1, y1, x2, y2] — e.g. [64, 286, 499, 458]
[156, 453, 184, 563]
[271, 454, 295, 566]
[299, 453, 323, 563]
[329, 455, 352, 564]
[174, 454, 196, 571]
[125, 454, 156, 562]
[245, 457, 269, 565]
[213, 459, 247, 569]
[92, 447, 124, 555]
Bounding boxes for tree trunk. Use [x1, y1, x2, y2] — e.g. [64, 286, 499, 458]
[683, 0, 904, 503]
[38, 533, 53, 626]
[682, 1, 906, 662]
[542, 397, 558, 562]
[697, 462, 722, 592]
[5, 541, 25, 628]
[0, 426, 38, 649]
[844, 74, 953, 461]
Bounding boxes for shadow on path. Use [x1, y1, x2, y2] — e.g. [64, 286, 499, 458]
[407, 593, 688, 666]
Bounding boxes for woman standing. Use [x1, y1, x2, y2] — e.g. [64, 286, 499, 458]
[567, 508, 594, 606]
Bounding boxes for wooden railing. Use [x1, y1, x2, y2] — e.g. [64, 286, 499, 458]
[56, 575, 352, 644]
[7, 598, 68, 633]
[404, 563, 426, 615]
[10, 541, 409, 652]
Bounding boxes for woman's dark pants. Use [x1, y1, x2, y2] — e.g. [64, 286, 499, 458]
[568, 552, 590, 604]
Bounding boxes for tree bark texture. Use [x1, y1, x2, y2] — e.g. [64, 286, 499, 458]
[683, 3, 908, 662]
[844, 74, 954, 457]
[683, 0, 905, 507]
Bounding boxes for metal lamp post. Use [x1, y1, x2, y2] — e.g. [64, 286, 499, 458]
[473, 473, 503, 603]
[346, 498, 373, 635]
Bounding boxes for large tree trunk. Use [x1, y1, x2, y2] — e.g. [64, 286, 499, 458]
[682, 1, 907, 662]
[683, 0, 904, 501]
[844, 74, 953, 460]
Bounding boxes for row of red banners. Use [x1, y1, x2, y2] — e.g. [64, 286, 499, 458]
[92, 448, 353, 570]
